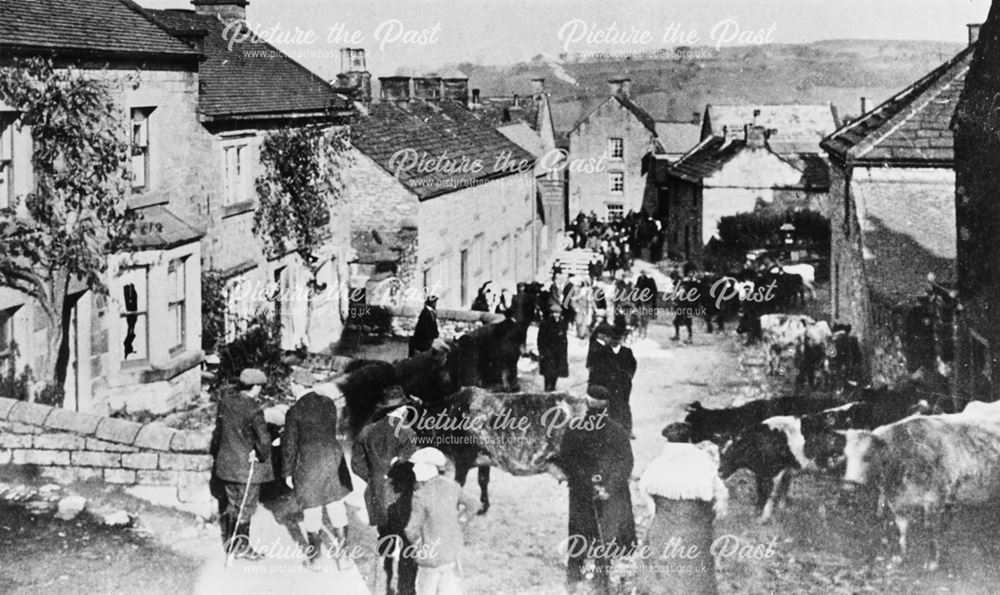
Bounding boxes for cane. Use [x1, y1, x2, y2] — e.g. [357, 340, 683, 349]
[226, 451, 257, 568]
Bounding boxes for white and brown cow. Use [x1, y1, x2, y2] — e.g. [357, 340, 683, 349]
[842, 401, 1000, 570]
[758, 313, 815, 376]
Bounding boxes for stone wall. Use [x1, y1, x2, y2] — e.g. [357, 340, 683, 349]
[385, 306, 504, 340]
[0, 397, 213, 517]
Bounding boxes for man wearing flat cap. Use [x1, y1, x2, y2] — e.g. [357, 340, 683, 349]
[210, 368, 274, 560]
[284, 369, 353, 568]
[410, 296, 440, 357]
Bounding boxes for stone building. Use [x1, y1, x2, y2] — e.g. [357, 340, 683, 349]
[649, 125, 830, 262]
[953, 20, 1000, 403]
[0, 0, 355, 413]
[566, 77, 663, 220]
[343, 73, 539, 310]
[821, 37, 972, 386]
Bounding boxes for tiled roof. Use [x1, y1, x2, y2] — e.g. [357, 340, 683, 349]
[654, 122, 702, 156]
[130, 205, 206, 250]
[704, 104, 838, 153]
[855, 174, 956, 302]
[350, 101, 536, 200]
[822, 44, 973, 165]
[497, 122, 546, 158]
[147, 10, 351, 118]
[569, 95, 659, 136]
[667, 137, 829, 189]
[0, 0, 198, 58]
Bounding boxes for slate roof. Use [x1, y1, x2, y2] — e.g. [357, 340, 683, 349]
[855, 175, 956, 301]
[148, 9, 351, 119]
[654, 122, 702, 156]
[131, 205, 206, 250]
[704, 104, 838, 154]
[0, 0, 198, 59]
[821, 44, 974, 166]
[350, 101, 536, 200]
[569, 95, 659, 136]
[667, 137, 829, 189]
[497, 122, 546, 157]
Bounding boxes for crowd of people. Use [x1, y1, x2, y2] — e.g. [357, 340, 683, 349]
[565, 210, 665, 278]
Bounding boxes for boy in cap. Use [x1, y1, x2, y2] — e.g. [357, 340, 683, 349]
[210, 368, 273, 560]
[283, 369, 353, 568]
[405, 447, 480, 595]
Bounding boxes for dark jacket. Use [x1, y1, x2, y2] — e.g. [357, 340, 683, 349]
[351, 415, 418, 527]
[282, 392, 352, 509]
[210, 390, 274, 484]
[538, 313, 569, 379]
[635, 274, 658, 307]
[588, 343, 637, 429]
[405, 474, 480, 567]
[409, 306, 439, 356]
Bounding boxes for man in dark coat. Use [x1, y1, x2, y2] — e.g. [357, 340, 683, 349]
[538, 297, 570, 391]
[409, 296, 439, 357]
[557, 415, 636, 592]
[635, 269, 659, 339]
[587, 324, 637, 436]
[548, 267, 577, 325]
[210, 368, 274, 560]
[283, 370, 353, 567]
[351, 386, 419, 595]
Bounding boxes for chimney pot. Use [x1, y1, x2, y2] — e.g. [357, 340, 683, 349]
[191, 0, 248, 22]
[860, 96, 867, 115]
[969, 23, 982, 46]
[692, 111, 701, 124]
[608, 77, 632, 98]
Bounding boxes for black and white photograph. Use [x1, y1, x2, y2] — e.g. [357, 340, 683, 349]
[0, 0, 998, 592]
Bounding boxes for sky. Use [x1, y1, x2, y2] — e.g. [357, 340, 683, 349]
[140, 0, 993, 78]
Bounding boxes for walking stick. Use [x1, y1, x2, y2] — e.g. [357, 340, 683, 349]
[226, 452, 256, 569]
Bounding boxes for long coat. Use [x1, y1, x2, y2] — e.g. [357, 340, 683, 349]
[558, 418, 636, 584]
[538, 313, 569, 380]
[351, 415, 418, 527]
[587, 343, 637, 430]
[210, 389, 275, 484]
[282, 392, 352, 509]
[409, 306, 439, 356]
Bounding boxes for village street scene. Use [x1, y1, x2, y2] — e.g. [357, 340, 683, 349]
[1, 0, 1000, 593]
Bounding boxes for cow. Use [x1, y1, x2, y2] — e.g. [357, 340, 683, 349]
[759, 314, 815, 376]
[842, 401, 1000, 570]
[449, 319, 525, 392]
[698, 274, 741, 334]
[771, 263, 815, 300]
[718, 390, 935, 522]
[682, 396, 841, 445]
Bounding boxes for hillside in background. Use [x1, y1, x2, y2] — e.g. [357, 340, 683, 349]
[439, 39, 966, 134]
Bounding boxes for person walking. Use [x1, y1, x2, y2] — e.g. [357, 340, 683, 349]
[410, 296, 439, 357]
[587, 323, 638, 437]
[405, 448, 480, 595]
[537, 298, 570, 391]
[283, 369, 354, 568]
[210, 368, 273, 561]
[635, 269, 659, 339]
[352, 387, 419, 595]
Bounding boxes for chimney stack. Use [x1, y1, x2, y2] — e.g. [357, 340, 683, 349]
[692, 111, 701, 124]
[745, 124, 767, 149]
[379, 76, 412, 102]
[413, 75, 443, 101]
[969, 23, 982, 46]
[513, 93, 520, 108]
[440, 71, 469, 106]
[192, 0, 247, 22]
[608, 76, 632, 98]
[860, 96, 867, 114]
[336, 48, 372, 103]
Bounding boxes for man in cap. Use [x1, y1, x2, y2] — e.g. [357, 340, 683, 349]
[587, 323, 638, 437]
[352, 385, 419, 594]
[410, 296, 440, 357]
[405, 447, 480, 595]
[210, 368, 274, 560]
[283, 368, 353, 568]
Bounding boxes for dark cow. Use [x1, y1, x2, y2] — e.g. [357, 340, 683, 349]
[842, 402, 1000, 570]
[719, 389, 941, 522]
[682, 396, 841, 445]
[449, 319, 525, 391]
[698, 274, 741, 334]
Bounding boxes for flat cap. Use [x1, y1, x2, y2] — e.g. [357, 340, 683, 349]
[239, 368, 267, 386]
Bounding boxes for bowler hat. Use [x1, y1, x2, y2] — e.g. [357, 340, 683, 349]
[239, 368, 267, 386]
[376, 385, 409, 411]
[593, 321, 614, 337]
